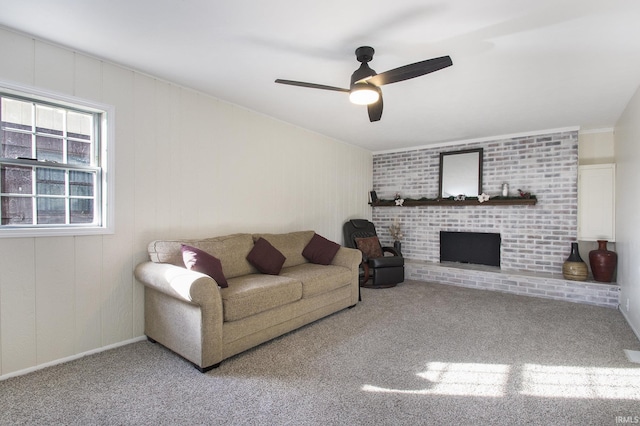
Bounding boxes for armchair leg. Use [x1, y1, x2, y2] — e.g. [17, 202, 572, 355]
[361, 263, 371, 286]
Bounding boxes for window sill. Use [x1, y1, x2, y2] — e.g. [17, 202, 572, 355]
[0, 225, 114, 238]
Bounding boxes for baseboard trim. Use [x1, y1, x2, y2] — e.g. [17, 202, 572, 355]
[619, 307, 640, 343]
[0, 336, 147, 381]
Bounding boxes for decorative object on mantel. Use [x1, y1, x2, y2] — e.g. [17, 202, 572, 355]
[389, 219, 403, 256]
[454, 194, 466, 201]
[439, 148, 483, 199]
[394, 193, 404, 206]
[369, 190, 378, 203]
[562, 242, 588, 281]
[518, 189, 532, 199]
[502, 183, 509, 197]
[589, 240, 618, 283]
[478, 193, 490, 203]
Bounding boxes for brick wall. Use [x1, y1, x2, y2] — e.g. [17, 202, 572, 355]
[372, 130, 579, 274]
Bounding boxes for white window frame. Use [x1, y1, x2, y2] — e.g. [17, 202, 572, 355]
[0, 80, 114, 238]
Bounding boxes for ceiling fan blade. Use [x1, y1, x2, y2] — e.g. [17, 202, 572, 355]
[365, 56, 453, 86]
[274, 79, 350, 93]
[368, 94, 383, 122]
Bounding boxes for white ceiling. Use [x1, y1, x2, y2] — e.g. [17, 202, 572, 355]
[1, 0, 639, 152]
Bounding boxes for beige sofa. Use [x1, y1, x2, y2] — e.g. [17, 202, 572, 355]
[134, 230, 361, 372]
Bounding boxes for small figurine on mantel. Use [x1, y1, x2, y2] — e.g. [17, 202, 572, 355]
[394, 192, 404, 206]
[518, 189, 532, 199]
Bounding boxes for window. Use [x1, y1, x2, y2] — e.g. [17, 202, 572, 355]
[0, 82, 114, 237]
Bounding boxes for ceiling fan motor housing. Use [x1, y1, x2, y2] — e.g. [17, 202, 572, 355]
[355, 46, 375, 63]
[351, 63, 377, 86]
[351, 47, 378, 86]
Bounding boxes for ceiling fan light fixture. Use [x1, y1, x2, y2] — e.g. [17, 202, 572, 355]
[349, 83, 379, 105]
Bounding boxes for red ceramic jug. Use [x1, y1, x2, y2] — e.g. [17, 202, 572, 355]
[589, 240, 617, 283]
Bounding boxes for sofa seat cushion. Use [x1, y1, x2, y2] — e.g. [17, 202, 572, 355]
[221, 275, 302, 322]
[281, 263, 352, 298]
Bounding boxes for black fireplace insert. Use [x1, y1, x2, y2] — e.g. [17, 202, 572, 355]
[440, 231, 501, 267]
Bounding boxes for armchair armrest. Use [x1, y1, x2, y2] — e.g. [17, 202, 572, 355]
[359, 246, 400, 263]
[134, 262, 222, 307]
[382, 246, 401, 257]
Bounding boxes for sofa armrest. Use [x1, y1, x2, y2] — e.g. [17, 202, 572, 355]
[331, 247, 362, 305]
[331, 246, 362, 270]
[135, 261, 224, 370]
[134, 262, 222, 307]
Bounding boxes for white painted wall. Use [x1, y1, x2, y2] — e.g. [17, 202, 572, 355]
[0, 28, 372, 377]
[615, 85, 640, 339]
[578, 129, 615, 165]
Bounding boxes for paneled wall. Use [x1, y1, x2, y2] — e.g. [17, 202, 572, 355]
[0, 28, 372, 377]
[372, 130, 579, 274]
[615, 85, 640, 338]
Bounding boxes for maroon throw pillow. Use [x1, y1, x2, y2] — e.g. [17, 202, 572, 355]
[246, 237, 286, 275]
[302, 233, 340, 265]
[181, 244, 228, 288]
[355, 236, 384, 259]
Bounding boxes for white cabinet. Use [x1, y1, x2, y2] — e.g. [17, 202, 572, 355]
[578, 164, 615, 241]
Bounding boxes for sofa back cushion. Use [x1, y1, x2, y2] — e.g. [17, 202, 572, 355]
[252, 231, 315, 269]
[148, 233, 257, 279]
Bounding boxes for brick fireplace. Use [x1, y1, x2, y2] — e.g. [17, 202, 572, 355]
[371, 129, 619, 308]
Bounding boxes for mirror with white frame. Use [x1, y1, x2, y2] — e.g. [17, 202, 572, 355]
[439, 148, 483, 198]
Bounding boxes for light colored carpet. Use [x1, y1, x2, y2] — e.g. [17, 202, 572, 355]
[1, 280, 639, 425]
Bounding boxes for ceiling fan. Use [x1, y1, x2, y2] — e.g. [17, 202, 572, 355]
[275, 46, 452, 122]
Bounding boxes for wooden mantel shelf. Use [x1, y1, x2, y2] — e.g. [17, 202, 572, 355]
[370, 197, 537, 207]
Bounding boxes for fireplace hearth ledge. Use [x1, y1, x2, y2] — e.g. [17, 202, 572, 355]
[405, 259, 619, 309]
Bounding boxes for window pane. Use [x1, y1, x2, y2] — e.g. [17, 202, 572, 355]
[36, 135, 63, 162]
[1, 165, 32, 193]
[36, 168, 65, 195]
[0, 91, 106, 233]
[70, 198, 93, 223]
[67, 112, 92, 141]
[1, 130, 32, 158]
[37, 197, 65, 224]
[1, 196, 32, 225]
[35, 104, 64, 136]
[70, 170, 93, 196]
[68, 140, 91, 165]
[1, 97, 33, 131]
